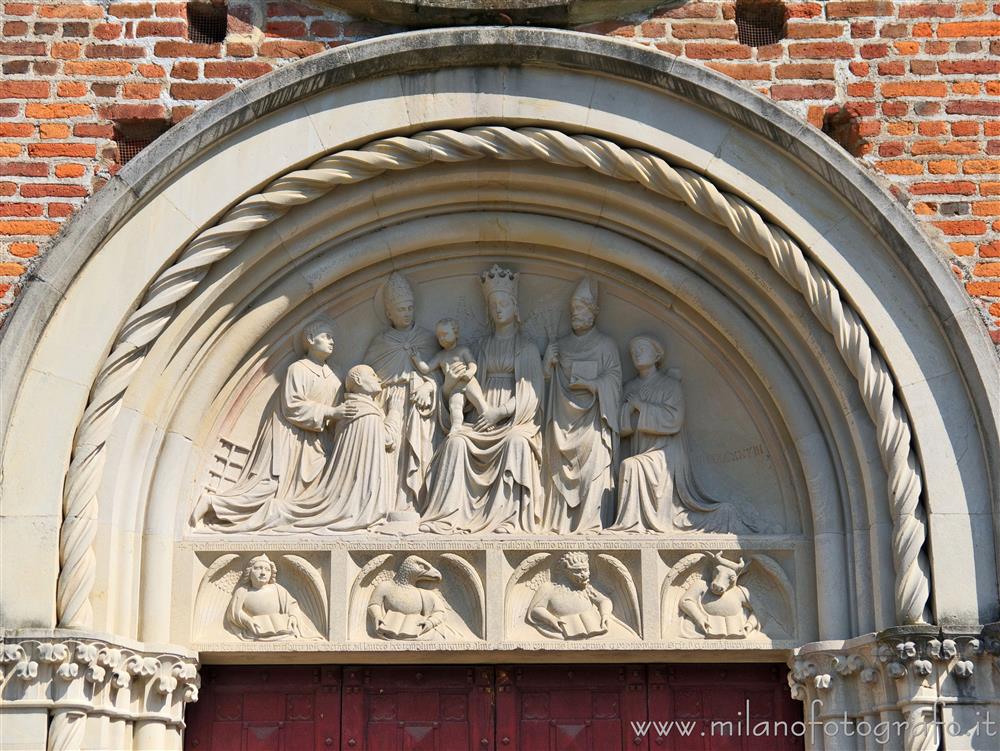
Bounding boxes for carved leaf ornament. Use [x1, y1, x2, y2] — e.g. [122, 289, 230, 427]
[55, 126, 929, 632]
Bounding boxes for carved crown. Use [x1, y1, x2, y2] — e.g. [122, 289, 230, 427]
[480, 264, 518, 300]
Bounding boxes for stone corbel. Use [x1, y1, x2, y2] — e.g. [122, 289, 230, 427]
[789, 625, 1000, 750]
[1, 630, 199, 751]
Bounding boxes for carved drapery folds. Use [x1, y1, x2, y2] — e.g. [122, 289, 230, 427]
[53, 125, 932, 635]
[788, 627, 1000, 749]
[0, 632, 199, 750]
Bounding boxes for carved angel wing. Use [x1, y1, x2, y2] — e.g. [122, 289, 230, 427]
[522, 303, 566, 349]
[506, 553, 551, 599]
[663, 553, 708, 589]
[282, 555, 328, 637]
[745, 555, 795, 637]
[597, 553, 641, 631]
[206, 553, 242, 593]
[348, 554, 394, 639]
[356, 554, 394, 588]
[440, 553, 485, 635]
[450, 294, 489, 346]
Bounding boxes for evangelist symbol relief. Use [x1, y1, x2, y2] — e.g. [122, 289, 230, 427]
[190, 266, 774, 537]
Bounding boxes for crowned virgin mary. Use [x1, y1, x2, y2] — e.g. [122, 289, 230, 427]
[419, 265, 544, 534]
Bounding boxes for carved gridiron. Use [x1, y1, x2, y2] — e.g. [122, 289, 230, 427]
[55, 125, 929, 629]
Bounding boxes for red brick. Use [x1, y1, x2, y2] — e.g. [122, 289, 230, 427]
[653, 1, 719, 18]
[0, 41, 45, 55]
[937, 21, 1000, 37]
[911, 181, 977, 195]
[98, 103, 167, 120]
[64, 61, 132, 76]
[882, 82, 948, 98]
[671, 22, 737, 40]
[203, 61, 273, 79]
[932, 219, 987, 234]
[153, 40, 221, 57]
[0, 81, 49, 99]
[786, 22, 844, 39]
[770, 83, 836, 100]
[171, 61, 199, 80]
[123, 82, 161, 99]
[848, 82, 876, 97]
[900, 3, 957, 16]
[775, 63, 835, 79]
[9, 242, 38, 258]
[684, 42, 751, 59]
[19, 183, 87, 198]
[4, 21, 29, 34]
[155, 2, 185, 17]
[877, 61, 905, 75]
[877, 160, 924, 175]
[912, 140, 980, 155]
[84, 43, 144, 58]
[0, 203, 43, 217]
[135, 19, 185, 36]
[4, 4, 33, 16]
[38, 3, 102, 18]
[0, 123, 32, 137]
[48, 203, 75, 218]
[967, 281, 1000, 295]
[965, 160, 1000, 173]
[25, 103, 92, 118]
[789, 41, 855, 58]
[94, 22, 122, 40]
[38, 122, 69, 139]
[929, 160, 960, 174]
[0, 162, 47, 177]
[56, 81, 87, 97]
[27, 142, 96, 157]
[73, 123, 114, 138]
[51, 41, 80, 58]
[825, 1, 893, 17]
[226, 41, 254, 57]
[860, 43, 890, 58]
[310, 20, 342, 37]
[258, 39, 323, 58]
[705, 62, 771, 80]
[54, 163, 86, 178]
[0, 220, 59, 235]
[0, 262, 26, 274]
[973, 201, 1000, 215]
[138, 63, 164, 78]
[109, 2, 153, 17]
[265, 20, 307, 37]
[948, 101, 1000, 116]
[169, 82, 235, 100]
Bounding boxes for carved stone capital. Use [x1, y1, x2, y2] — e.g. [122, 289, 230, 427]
[789, 625, 1000, 749]
[0, 630, 200, 729]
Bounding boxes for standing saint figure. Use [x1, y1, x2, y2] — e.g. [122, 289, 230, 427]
[420, 265, 545, 534]
[609, 335, 762, 534]
[543, 277, 621, 533]
[190, 319, 356, 532]
[363, 272, 438, 516]
[276, 364, 395, 532]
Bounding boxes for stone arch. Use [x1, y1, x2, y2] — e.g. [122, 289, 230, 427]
[2, 25, 999, 749]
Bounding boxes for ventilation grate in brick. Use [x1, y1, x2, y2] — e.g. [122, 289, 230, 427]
[735, 0, 786, 47]
[187, 2, 228, 44]
[113, 120, 171, 165]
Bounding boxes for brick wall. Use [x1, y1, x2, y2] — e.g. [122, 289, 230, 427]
[2, 0, 1000, 345]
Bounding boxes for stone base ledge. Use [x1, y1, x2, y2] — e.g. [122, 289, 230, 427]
[788, 625, 1000, 750]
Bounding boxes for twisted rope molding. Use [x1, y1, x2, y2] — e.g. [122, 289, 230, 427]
[56, 125, 930, 628]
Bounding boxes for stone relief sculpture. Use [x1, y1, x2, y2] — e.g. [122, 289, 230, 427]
[410, 317, 488, 436]
[420, 265, 545, 534]
[661, 551, 794, 641]
[349, 553, 484, 641]
[194, 553, 327, 641]
[507, 551, 640, 641]
[364, 272, 439, 518]
[543, 277, 621, 534]
[192, 267, 781, 538]
[609, 335, 764, 534]
[190, 319, 353, 531]
[276, 364, 394, 532]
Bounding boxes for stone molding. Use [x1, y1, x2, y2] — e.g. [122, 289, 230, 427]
[0, 630, 199, 749]
[319, 0, 669, 25]
[789, 626, 1000, 749]
[54, 125, 928, 637]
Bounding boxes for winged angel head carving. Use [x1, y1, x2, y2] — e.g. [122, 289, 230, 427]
[195, 553, 328, 642]
[508, 552, 641, 641]
[351, 553, 485, 642]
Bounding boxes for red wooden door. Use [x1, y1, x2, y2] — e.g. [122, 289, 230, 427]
[647, 665, 801, 751]
[184, 666, 341, 751]
[185, 664, 800, 751]
[341, 666, 495, 751]
[495, 665, 648, 751]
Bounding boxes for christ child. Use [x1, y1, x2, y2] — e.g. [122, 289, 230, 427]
[410, 318, 488, 436]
